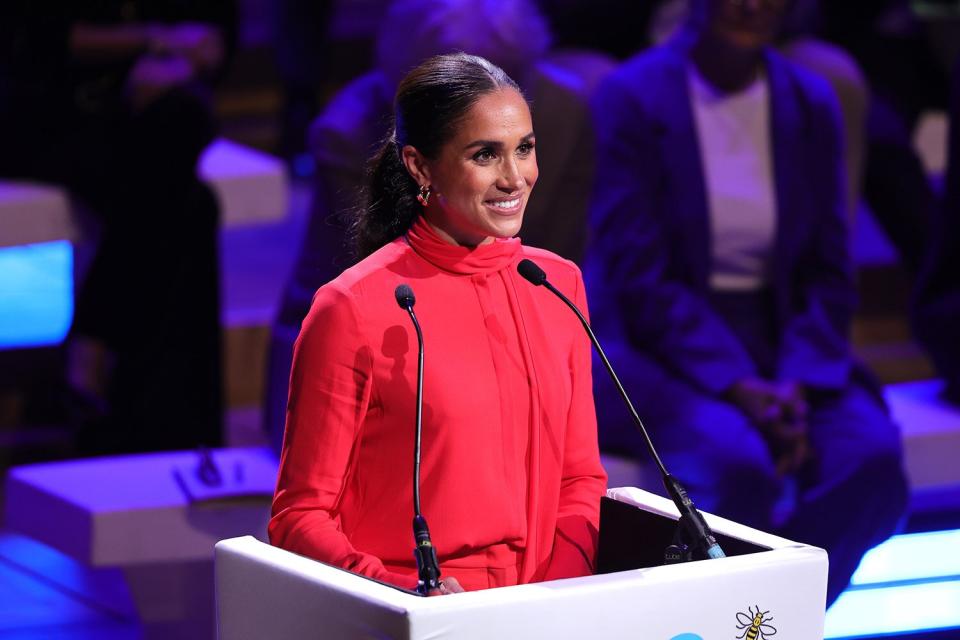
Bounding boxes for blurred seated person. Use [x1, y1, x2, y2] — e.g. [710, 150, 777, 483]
[534, 0, 659, 60]
[648, 0, 869, 214]
[269, 53, 607, 593]
[264, 0, 614, 451]
[0, 2, 233, 453]
[914, 58, 960, 403]
[818, 0, 950, 273]
[584, 0, 907, 606]
[816, 0, 960, 402]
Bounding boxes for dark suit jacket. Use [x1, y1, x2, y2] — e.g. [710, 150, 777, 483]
[585, 33, 855, 395]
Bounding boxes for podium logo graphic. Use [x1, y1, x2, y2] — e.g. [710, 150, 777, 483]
[736, 605, 777, 639]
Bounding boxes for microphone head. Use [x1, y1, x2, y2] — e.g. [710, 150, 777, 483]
[395, 283, 416, 309]
[517, 259, 547, 286]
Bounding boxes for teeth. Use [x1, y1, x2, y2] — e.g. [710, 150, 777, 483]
[489, 198, 520, 209]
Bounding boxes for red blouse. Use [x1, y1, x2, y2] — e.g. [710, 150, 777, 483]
[269, 216, 607, 591]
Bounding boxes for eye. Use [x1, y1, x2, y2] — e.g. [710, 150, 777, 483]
[517, 141, 535, 157]
[472, 148, 496, 163]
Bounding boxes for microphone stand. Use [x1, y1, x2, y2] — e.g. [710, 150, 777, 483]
[516, 259, 725, 563]
[395, 285, 443, 594]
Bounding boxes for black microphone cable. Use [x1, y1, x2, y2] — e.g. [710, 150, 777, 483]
[394, 284, 444, 593]
[516, 259, 725, 561]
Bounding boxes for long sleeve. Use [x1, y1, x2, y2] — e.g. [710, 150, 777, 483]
[777, 79, 855, 389]
[588, 70, 756, 395]
[542, 271, 607, 581]
[268, 283, 415, 589]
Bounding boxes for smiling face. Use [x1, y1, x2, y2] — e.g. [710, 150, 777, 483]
[402, 87, 537, 247]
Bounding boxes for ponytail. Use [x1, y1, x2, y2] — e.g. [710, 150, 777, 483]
[352, 134, 420, 259]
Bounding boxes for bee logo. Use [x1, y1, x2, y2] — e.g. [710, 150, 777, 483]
[736, 605, 777, 640]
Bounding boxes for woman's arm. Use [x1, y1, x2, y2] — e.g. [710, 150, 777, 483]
[269, 284, 415, 589]
[542, 272, 608, 581]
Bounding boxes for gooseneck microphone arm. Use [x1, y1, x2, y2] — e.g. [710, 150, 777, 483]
[516, 259, 725, 561]
[394, 284, 442, 594]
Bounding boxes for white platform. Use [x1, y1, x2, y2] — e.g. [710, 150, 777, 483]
[0, 137, 288, 249]
[4, 448, 278, 638]
[4, 447, 277, 566]
[0, 181, 77, 249]
[885, 379, 960, 492]
[198, 139, 289, 228]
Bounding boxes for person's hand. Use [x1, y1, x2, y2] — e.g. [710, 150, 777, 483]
[727, 378, 811, 476]
[766, 380, 811, 477]
[151, 23, 225, 73]
[427, 576, 464, 596]
[727, 377, 783, 426]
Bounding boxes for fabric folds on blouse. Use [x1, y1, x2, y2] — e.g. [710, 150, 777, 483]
[269, 216, 607, 591]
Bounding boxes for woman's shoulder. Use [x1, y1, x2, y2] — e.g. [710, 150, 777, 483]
[519, 245, 585, 288]
[312, 240, 415, 310]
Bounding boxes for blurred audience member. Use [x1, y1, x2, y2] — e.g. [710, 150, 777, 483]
[647, 0, 870, 213]
[273, 0, 335, 162]
[820, 0, 950, 272]
[264, 0, 614, 451]
[535, 0, 659, 59]
[0, 1, 234, 454]
[914, 59, 960, 402]
[585, 0, 907, 605]
[818, 1, 960, 398]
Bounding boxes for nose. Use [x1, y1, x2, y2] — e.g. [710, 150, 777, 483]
[498, 156, 525, 193]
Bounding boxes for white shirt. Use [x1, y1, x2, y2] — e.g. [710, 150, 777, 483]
[688, 63, 777, 292]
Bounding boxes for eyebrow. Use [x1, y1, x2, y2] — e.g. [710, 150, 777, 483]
[463, 132, 536, 151]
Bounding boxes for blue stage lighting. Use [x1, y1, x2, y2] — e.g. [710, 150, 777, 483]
[850, 529, 960, 587]
[0, 240, 73, 349]
[825, 580, 960, 638]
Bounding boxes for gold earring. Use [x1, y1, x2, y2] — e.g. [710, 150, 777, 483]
[417, 185, 431, 207]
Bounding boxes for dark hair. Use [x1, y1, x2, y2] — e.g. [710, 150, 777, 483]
[352, 52, 522, 258]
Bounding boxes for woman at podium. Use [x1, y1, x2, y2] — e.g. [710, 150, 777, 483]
[269, 53, 607, 594]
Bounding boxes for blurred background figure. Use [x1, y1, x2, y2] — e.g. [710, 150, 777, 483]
[535, 0, 660, 60]
[272, 0, 335, 162]
[913, 57, 960, 402]
[263, 0, 615, 451]
[584, 0, 908, 605]
[0, 1, 234, 454]
[819, 0, 949, 274]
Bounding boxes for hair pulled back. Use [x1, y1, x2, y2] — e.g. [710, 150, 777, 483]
[353, 52, 521, 258]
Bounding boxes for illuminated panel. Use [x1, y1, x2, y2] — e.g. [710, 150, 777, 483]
[825, 581, 960, 638]
[0, 240, 73, 349]
[850, 530, 960, 586]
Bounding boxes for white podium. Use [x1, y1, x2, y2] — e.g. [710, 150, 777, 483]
[216, 487, 827, 639]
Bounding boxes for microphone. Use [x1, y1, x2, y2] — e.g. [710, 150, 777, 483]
[516, 259, 726, 561]
[394, 284, 443, 594]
